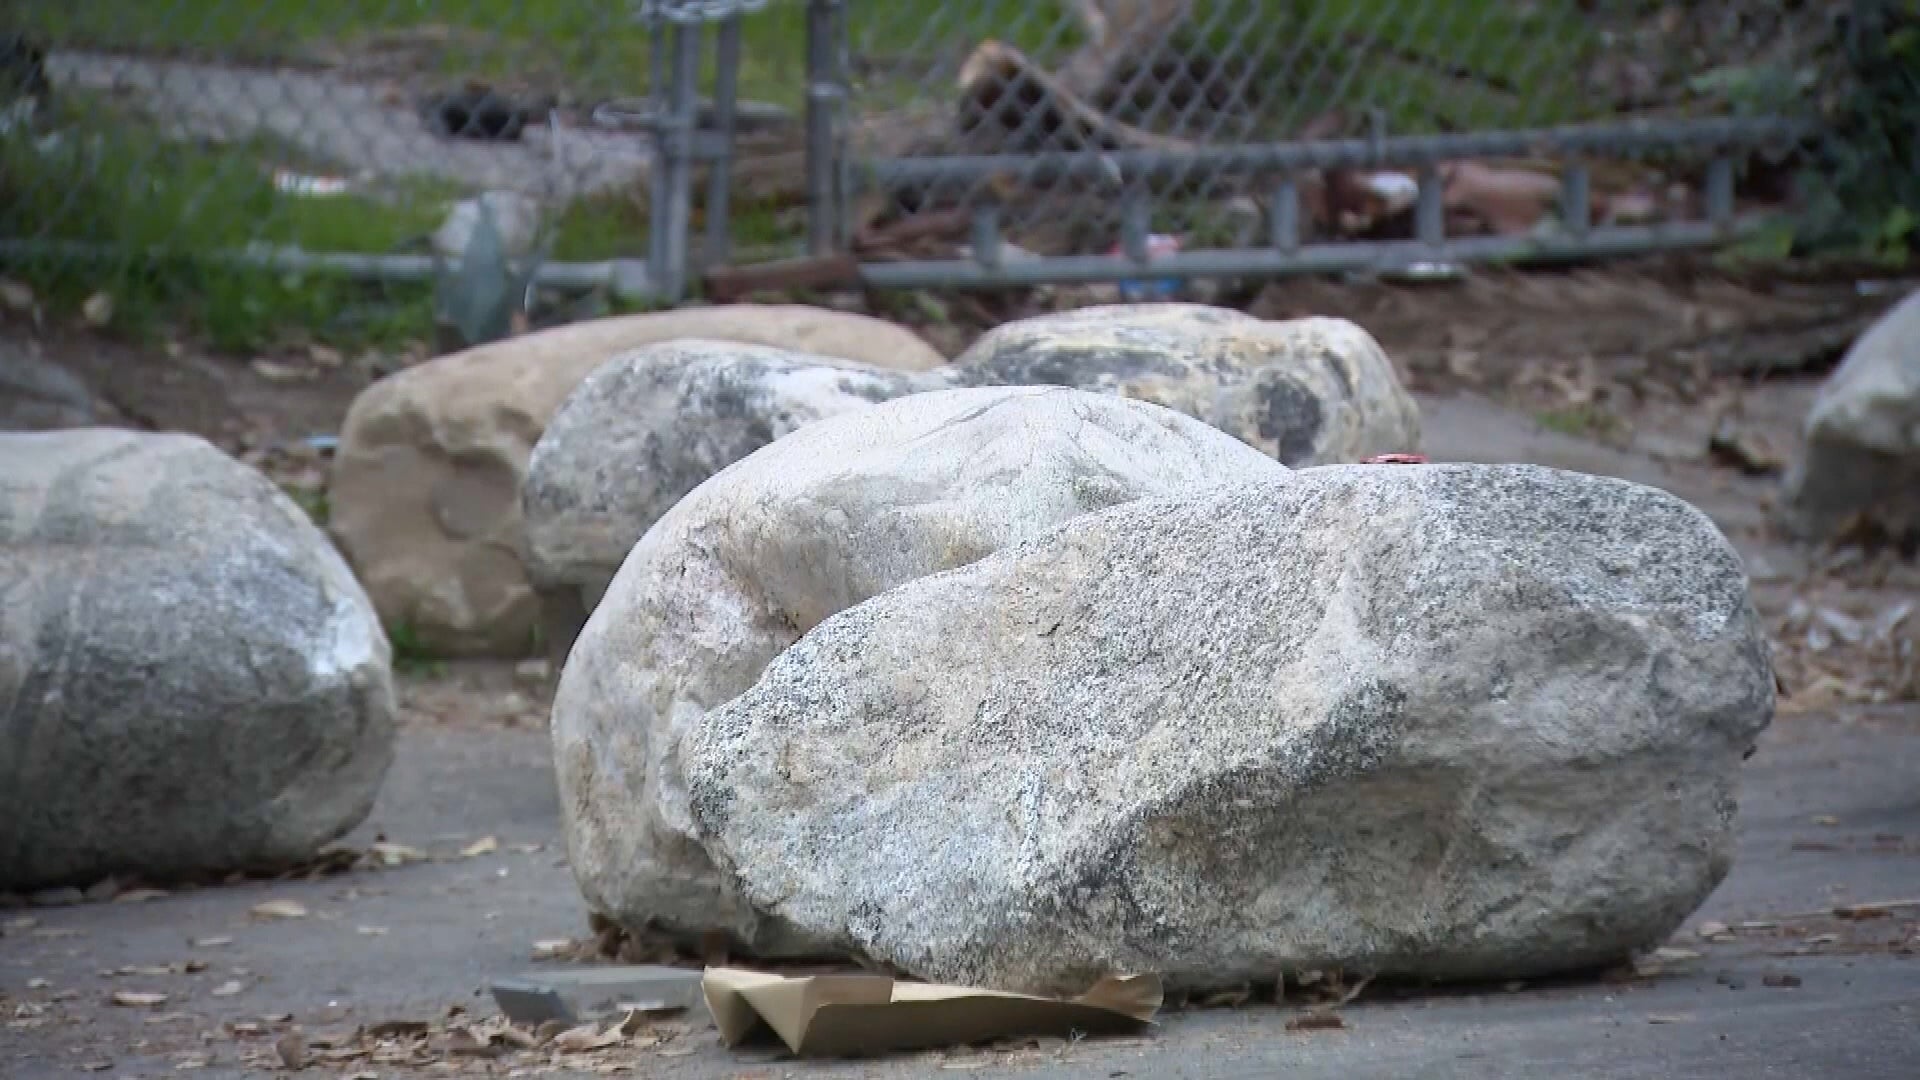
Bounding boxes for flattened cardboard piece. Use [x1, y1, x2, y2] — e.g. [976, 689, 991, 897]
[702, 967, 1161, 1058]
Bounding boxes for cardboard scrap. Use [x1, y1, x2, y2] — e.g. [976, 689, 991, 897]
[702, 967, 1161, 1058]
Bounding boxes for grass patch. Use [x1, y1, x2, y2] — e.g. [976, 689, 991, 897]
[281, 484, 332, 526]
[1534, 403, 1625, 442]
[1, 94, 448, 351]
[385, 621, 446, 678]
[19, 0, 814, 109]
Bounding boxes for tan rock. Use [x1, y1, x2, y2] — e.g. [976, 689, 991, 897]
[330, 306, 947, 655]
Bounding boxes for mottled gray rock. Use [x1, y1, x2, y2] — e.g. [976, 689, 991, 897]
[331, 305, 947, 657]
[1783, 288, 1920, 541]
[0, 429, 396, 890]
[685, 464, 1776, 995]
[953, 304, 1420, 466]
[0, 346, 101, 431]
[552, 386, 1287, 957]
[523, 340, 945, 663]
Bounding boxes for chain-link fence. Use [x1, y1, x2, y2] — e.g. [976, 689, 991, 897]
[821, 0, 1879, 289]
[0, 1, 1912, 348]
[1, 1, 796, 350]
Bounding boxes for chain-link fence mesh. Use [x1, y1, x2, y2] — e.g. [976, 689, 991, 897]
[836, 0, 1914, 275]
[0, 1, 1912, 350]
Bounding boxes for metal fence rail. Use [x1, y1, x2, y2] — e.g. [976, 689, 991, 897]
[0, 0, 1908, 346]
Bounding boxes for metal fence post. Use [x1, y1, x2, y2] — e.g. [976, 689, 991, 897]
[805, 0, 845, 257]
[655, 19, 702, 302]
[645, 17, 672, 284]
[704, 15, 744, 267]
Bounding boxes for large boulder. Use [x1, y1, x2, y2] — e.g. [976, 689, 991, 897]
[552, 386, 1288, 956]
[524, 339, 946, 663]
[0, 430, 396, 890]
[331, 306, 947, 656]
[1782, 288, 1920, 541]
[684, 464, 1776, 995]
[952, 304, 1420, 466]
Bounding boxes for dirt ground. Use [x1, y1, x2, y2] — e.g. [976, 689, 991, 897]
[3, 264, 1918, 1078]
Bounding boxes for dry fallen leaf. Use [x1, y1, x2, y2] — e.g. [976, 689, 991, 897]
[250, 899, 309, 920]
[26, 978, 49, 989]
[249, 358, 313, 382]
[1651, 947, 1701, 962]
[192, 936, 234, 949]
[211, 981, 243, 998]
[110, 991, 169, 1008]
[1695, 921, 1731, 940]
[174, 1055, 210, 1070]
[1285, 1011, 1347, 1033]
[357, 926, 388, 937]
[114, 889, 170, 904]
[0, 279, 36, 312]
[1763, 973, 1803, 988]
[1813, 815, 1840, 827]
[368, 842, 430, 867]
[365, 1019, 430, 1038]
[1647, 1014, 1688, 1025]
[81, 291, 114, 327]
[461, 836, 500, 858]
[551, 1023, 625, 1053]
[275, 1032, 308, 1070]
[530, 939, 575, 961]
[4, 916, 37, 932]
[80, 1063, 112, 1073]
[1804, 933, 1840, 946]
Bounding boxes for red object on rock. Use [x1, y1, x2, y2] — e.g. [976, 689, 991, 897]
[1360, 453, 1430, 465]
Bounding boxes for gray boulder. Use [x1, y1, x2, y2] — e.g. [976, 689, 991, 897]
[0, 429, 396, 890]
[1783, 288, 1920, 541]
[684, 464, 1776, 995]
[552, 386, 1287, 956]
[953, 304, 1420, 466]
[523, 339, 944, 663]
[1, 346, 102, 431]
[330, 304, 947, 657]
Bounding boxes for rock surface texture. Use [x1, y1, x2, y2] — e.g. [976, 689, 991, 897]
[953, 304, 1420, 466]
[683, 464, 1776, 995]
[523, 340, 945, 662]
[330, 306, 946, 655]
[552, 386, 1288, 956]
[1783, 287, 1920, 541]
[0, 430, 396, 890]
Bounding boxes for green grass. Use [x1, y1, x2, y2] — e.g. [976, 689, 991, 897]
[385, 620, 446, 678]
[1, 94, 446, 351]
[1534, 403, 1625, 442]
[17, 1, 813, 109]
